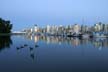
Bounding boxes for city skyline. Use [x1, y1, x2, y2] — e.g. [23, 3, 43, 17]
[0, 0, 108, 31]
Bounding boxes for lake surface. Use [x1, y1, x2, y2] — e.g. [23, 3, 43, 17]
[0, 35, 108, 72]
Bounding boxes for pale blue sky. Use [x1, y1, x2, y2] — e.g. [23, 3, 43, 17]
[0, 0, 108, 31]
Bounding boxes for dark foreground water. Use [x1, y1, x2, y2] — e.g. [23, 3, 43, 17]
[0, 35, 108, 72]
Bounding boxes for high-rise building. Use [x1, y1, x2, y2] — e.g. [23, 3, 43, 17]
[73, 24, 81, 34]
[104, 24, 108, 33]
[46, 25, 51, 33]
[94, 22, 103, 32]
[81, 25, 89, 33]
[30, 28, 33, 32]
[34, 24, 38, 32]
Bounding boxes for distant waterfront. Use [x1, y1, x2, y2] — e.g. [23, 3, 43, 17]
[20, 22, 108, 38]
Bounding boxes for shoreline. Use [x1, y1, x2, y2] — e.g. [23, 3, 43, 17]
[0, 33, 108, 38]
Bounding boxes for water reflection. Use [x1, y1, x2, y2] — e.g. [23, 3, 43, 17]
[24, 35, 108, 50]
[93, 38, 108, 48]
[24, 35, 39, 43]
[16, 43, 38, 61]
[14, 35, 108, 64]
[0, 35, 12, 52]
[0, 35, 108, 71]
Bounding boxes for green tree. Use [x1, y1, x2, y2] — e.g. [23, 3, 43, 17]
[0, 18, 12, 33]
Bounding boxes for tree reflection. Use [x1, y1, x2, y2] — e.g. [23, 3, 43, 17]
[0, 35, 12, 52]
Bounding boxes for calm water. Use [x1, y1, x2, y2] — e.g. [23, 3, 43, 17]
[0, 35, 108, 72]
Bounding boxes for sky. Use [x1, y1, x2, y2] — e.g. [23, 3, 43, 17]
[0, 0, 108, 31]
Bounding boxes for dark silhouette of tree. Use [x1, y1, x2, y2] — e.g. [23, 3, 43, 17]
[0, 18, 13, 33]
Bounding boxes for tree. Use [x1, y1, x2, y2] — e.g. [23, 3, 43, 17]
[0, 18, 12, 33]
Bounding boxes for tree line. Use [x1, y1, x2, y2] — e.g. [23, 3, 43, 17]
[0, 18, 13, 33]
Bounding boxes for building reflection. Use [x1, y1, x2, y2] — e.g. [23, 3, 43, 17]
[34, 36, 39, 43]
[24, 35, 39, 43]
[24, 35, 108, 50]
[0, 36, 12, 52]
[71, 38, 80, 46]
[16, 35, 39, 61]
[39, 36, 86, 47]
[92, 38, 108, 49]
[15, 35, 108, 62]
